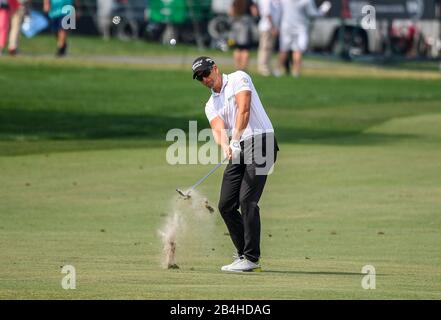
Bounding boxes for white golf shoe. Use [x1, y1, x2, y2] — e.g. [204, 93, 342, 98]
[222, 258, 262, 272]
[221, 255, 244, 271]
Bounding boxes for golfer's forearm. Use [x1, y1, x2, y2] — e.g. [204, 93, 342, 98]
[220, 132, 229, 150]
[232, 92, 251, 141]
[212, 128, 229, 148]
[214, 130, 230, 158]
[210, 116, 229, 150]
[232, 112, 249, 141]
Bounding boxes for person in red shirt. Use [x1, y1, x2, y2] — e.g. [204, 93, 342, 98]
[0, 0, 19, 55]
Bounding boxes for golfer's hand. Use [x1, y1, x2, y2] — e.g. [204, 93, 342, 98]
[229, 140, 241, 160]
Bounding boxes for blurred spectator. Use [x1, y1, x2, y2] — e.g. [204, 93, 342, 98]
[277, 0, 330, 77]
[96, 0, 113, 40]
[8, 0, 31, 55]
[256, 0, 281, 76]
[0, 0, 9, 55]
[0, 0, 19, 55]
[43, 0, 80, 57]
[228, 0, 258, 71]
[115, 0, 138, 41]
[390, 20, 428, 59]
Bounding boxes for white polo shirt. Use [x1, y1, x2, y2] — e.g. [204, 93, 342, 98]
[204, 71, 274, 141]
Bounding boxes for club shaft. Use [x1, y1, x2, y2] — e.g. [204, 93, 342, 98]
[189, 157, 227, 192]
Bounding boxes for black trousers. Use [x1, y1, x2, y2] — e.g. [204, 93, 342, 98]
[218, 133, 279, 263]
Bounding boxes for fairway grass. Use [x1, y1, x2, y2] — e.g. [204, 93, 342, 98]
[1, 52, 441, 299]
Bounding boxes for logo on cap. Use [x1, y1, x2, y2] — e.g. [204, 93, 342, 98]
[192, 58, 214, 71]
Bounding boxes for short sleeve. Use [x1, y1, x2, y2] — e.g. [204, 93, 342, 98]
[205, 100, 218, 123]
[232, 71, 252, 95]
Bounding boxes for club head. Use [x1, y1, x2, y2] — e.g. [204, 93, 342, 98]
[176, 188, 191, 200]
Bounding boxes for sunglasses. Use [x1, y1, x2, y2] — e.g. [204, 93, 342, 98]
[194, 68, 212, 81]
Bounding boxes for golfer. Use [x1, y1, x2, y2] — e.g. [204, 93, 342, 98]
[192, 56, 279, 272]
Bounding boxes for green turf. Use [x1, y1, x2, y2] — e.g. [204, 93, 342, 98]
[19, 34, 223, 57]
[1, 50, 441, 299]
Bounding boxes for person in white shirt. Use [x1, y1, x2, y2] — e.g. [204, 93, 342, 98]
[192, 56, 279, 272]
[97, 0, 113, 40]
[277, 0, 331, 77]
[256, 0, 281, 76]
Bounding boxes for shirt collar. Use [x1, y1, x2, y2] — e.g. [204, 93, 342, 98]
[211, 74, 229, 97]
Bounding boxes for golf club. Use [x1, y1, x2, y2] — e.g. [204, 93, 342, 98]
[176, 156, 228, 199]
